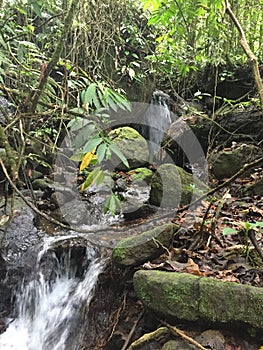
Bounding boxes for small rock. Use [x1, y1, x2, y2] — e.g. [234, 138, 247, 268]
[112, 223, 179, 267]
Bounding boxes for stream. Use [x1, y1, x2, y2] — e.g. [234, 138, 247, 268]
[0, 91, 193, 349]
[0, 232, 106, 350]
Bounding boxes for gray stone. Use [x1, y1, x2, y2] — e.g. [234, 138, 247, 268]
[112, 223, 179, 267]
[210, 144, 262, 179]
[244, 176, 263, 196]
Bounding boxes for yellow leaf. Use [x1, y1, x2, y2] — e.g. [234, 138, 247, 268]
[79, 148, 97, 171]
[81, 168, 102, 191]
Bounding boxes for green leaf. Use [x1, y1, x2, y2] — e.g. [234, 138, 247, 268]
[96, 171, 105, 186]
[97, 89, 108, 108]
[109, 143, 129, 168]
[96, 143, 107, 163]
[103, 191, 123, 215]
[83, 137, 102, 153]
[81, 83, 97, 105]
[104, 195, 112, 214]
[72, 125, 97, 149]
[81, 167, 102, 191]
[68, 118, 95, 132]
[250, 222, 263, 229]
[222, 227, 238, 236]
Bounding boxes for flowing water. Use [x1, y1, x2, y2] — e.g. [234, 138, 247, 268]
[140, 90, 172, 159]
[0, 235, 106, 350]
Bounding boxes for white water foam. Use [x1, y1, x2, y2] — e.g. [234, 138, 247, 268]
[0, 239, 105, 350]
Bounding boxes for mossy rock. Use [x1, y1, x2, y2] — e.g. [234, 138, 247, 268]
[31, 178, 54, 191]
[108, 127, 149, 170]
[149, 163, 207, 208]
[134, 270, 263, 330]
[112, 223, 179, 267]
[210, 144, 262, 179]
[128, 167, 153, 184]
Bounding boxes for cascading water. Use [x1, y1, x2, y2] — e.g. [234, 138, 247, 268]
[139, 90, 172, 160]
[0, 236, 106, 350]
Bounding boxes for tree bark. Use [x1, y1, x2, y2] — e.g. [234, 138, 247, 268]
[28, 0, 81, 112]
[225, 0, 263, 109]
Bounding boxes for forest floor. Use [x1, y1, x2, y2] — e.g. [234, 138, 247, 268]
[99, 169, 263, 350]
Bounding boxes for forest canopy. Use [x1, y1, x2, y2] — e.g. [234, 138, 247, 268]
[0, 0, 262, 189]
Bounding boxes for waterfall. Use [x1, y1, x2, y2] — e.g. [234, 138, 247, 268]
[0, 237, 106, 350]
[140, 90, 172, 161]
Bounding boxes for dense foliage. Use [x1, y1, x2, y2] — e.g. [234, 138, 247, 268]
[0, 0, 262, 211]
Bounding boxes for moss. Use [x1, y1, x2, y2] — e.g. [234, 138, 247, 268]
[128, 167, 153, 183]
[133, 270, 263, 330]
[109, 126, 141, 140]
[149, 164, 207, 207]
[112, 245, 130, 265]
[112, 223, 178, 267]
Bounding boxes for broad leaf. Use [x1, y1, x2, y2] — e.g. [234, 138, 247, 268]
[83, 137, 102, 153]
[109, 143, 129, 168]
[81, 167, 102, 191]
[79, 148, 97, 171]
[222, 227, 238, 236]
[96, 143, 107, 163]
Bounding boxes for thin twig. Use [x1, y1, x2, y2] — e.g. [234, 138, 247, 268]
[126, 327, 169, 350]
[160, 320, 207, 350]
[121, 309, 144, 350]
[179, 156, 263, 213]
[248, 229, 263, 262]
[107, 291, 128, 343]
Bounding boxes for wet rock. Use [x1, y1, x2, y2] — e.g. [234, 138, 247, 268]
[210, 144, 262, 179]
[112, 223, 179, 267]
[108, 127, 149, 170]
[195, 330, 225, 350]
[149, 164, 207, 208]
[32, 178, 54, 191]
[133, 270, 263, 331]
[123, 203, 157, 221]
[51, 199, 104, 226]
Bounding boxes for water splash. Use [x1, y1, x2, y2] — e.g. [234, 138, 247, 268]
[0, 238, 105, 350]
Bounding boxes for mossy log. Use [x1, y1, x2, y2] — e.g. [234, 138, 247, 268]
[133, 270, 263, 331]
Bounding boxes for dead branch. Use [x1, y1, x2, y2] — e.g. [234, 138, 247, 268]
[121, 309, 144, 350]
[248, 229, 263, 262]
[126, 327, 169, 350]
[160, 320, 207, 350]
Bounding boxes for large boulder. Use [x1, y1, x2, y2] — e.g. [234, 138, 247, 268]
[108, 127, 149, 170]
[133, 270, 263, 331]
[149, 164, 207, 208]
[112, 223, 179, 267]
